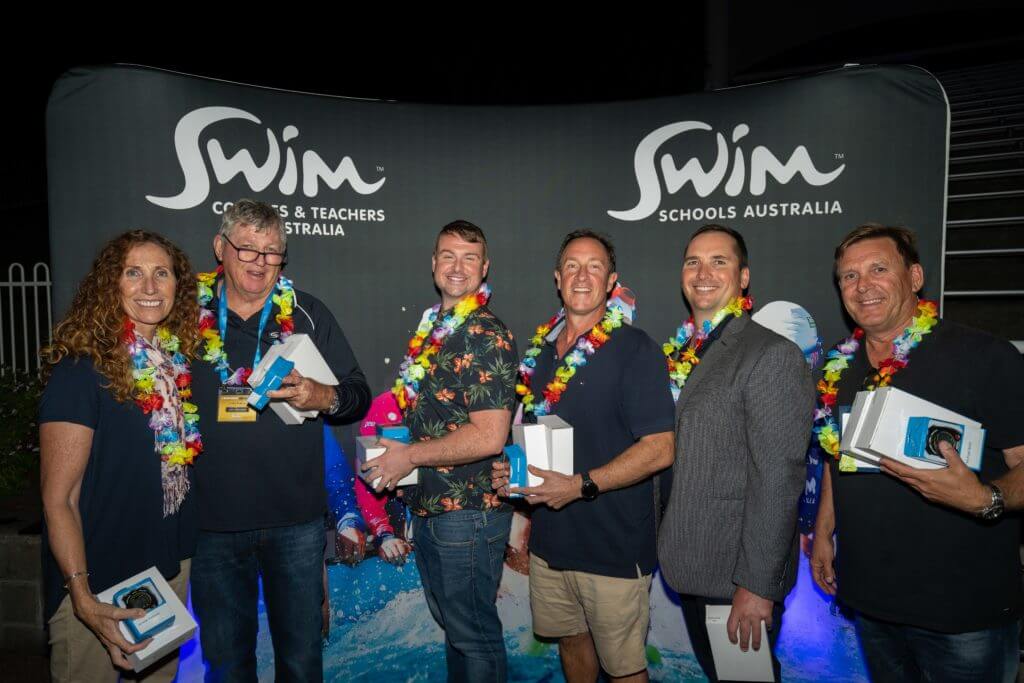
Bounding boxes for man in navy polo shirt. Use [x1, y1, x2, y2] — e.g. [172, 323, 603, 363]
[494, 230, 675, 682]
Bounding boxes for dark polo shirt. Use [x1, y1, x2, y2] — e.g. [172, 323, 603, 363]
[39, 356, 196, 621]
[528, 322, 675, 579]
[830, 320, 1023, 633]
[191, 287, 370, 532]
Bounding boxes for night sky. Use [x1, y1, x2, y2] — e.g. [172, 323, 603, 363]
[6, 10, 1020, 272]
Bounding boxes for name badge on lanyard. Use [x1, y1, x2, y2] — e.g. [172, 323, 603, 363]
[214, 288, 276, 424]
[217, 386, 257, 423]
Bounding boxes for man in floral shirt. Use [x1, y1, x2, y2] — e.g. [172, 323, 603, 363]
[368, 220, 518, 682]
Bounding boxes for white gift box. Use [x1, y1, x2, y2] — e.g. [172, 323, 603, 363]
[512, 418, 574, 487]
[246, 356, 294, 410]
[841, 387, 985, 471]
[95, 567, 196, 673]
[247, 334, 338, 425]
[706, 605, 774, 681]
[512, 423, 550, 487]
[355, 435, 419, 487]
[838, 392, 882, 471]
[537, 415, 574, 475]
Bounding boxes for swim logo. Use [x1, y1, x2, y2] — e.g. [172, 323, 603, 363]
[608, 121, 845, 222]
[146, 106, 385, 210]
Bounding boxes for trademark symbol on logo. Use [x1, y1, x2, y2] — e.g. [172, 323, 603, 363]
[377, 166, 385, 173]
[834, 153, 845, 160]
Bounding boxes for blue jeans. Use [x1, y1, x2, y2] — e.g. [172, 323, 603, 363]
[412, 508, 512, 682]
[856, 612, 1021, 683]
[191, 518, 325, 683]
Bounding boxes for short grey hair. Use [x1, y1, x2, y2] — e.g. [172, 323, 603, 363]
[218, 199, 287, 248]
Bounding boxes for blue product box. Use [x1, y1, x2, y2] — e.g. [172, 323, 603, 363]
[112, 577, 176, 642]
[504, 444, 528, 498]
[904, 416, 965, 466]
[376, 424, 411, 443]
[248, 357, 295, 410]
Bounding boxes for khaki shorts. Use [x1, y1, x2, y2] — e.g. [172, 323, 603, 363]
[49, 559, 191, 683]
[529, 553, 652, 677]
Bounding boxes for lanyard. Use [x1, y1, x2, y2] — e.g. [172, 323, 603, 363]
[217, 285, 277, 384]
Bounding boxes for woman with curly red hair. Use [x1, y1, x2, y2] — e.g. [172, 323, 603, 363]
[39, 230, 201, 682]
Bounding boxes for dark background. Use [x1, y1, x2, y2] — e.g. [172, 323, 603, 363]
[6, 3, 1022, 273]
[45, 61, 949, 395]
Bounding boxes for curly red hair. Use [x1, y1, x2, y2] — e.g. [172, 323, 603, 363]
[41, 230, 200, 402]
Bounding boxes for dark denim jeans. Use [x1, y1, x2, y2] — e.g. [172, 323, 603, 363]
[191, 518, 325, 683]
[412, 508, 513, 683]
[856, 612, 1021, 683]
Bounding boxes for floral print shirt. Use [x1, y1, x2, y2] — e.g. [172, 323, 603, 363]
[404, 305, 518, 516]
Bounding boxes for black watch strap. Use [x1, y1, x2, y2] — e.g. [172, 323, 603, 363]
[580, 471, 600, 501]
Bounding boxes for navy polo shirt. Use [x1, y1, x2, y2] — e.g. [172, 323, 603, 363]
[527, 323, 675, 578]
[191, 288, 370, 532]
[39, 356, 196, 621]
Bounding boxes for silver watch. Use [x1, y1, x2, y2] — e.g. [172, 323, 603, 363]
[327, 388, 341, 416]
[979, 483, 1005, 521]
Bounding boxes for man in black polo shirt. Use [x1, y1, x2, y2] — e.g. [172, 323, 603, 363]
[811, 224, 1023, 682]
[190, 199, 370, 682]
[494, 230, 675, 682]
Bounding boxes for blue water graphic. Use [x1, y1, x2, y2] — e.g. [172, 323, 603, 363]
[177, 553, 868, 681]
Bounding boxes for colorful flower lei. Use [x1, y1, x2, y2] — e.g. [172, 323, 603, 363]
[196, 266, 295, 386]
[392, 284, 491, 411]
[517, 300, 627, 416]
[812, 299, 938, 469]
[663, 295, 752, 394]
[124, 320, 202, 514]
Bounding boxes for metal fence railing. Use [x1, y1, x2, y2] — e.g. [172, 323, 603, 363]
[1, 263, 52, 376]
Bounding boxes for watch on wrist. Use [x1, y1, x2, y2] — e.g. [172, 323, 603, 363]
[580, 471, 600, 501]
[979, 483, 1005, 521]
[327, 387, 341, 416]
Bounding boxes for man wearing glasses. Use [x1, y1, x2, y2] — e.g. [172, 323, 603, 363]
[190, 199, 370, 682]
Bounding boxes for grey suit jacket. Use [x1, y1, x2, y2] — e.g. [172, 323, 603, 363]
[657, 314, 815, 602]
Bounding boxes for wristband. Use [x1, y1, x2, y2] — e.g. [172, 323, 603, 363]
[63, 570, 90, 590]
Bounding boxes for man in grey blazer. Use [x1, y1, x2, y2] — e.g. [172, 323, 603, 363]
[657, 224, 814, 682]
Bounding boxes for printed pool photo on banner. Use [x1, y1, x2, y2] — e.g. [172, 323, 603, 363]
[178, 510, 868, 681]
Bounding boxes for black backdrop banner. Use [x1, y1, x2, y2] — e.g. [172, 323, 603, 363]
[47, 64, 948, 396]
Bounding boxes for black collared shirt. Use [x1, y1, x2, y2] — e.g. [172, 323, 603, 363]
[191, 287, 370, 532]
[829, 320, 1024, 632]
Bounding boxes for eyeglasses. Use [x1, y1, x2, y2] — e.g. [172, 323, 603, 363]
[222, 235, 287, 266]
